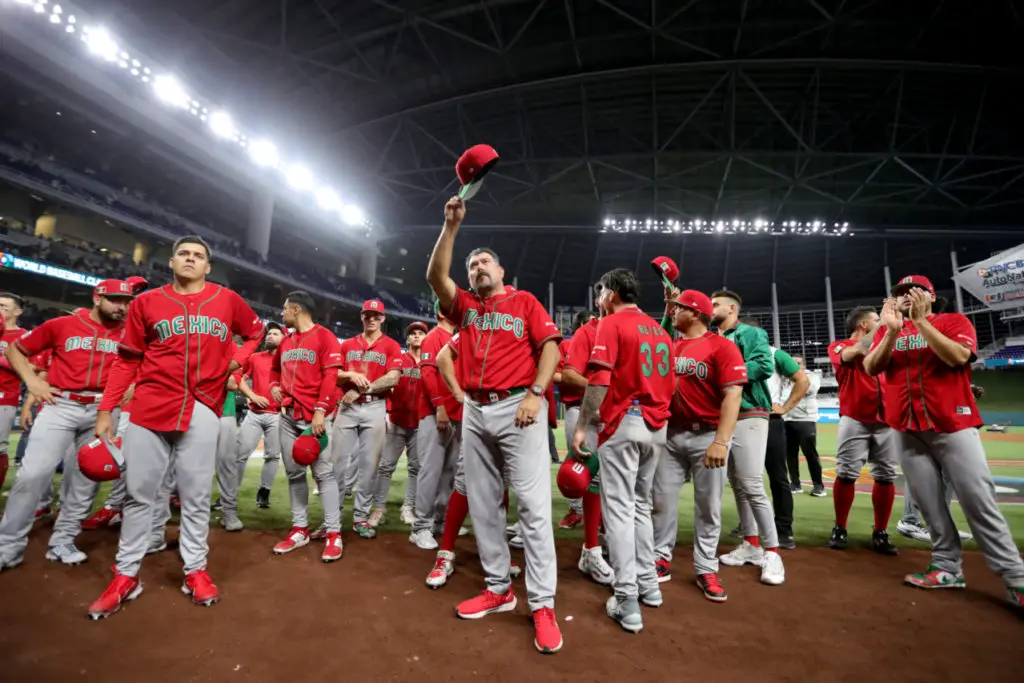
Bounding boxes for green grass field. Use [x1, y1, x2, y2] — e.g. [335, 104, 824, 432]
[4, 425, 1023, 550]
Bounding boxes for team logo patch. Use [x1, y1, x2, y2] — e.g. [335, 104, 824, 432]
[956, 406, 972, 415]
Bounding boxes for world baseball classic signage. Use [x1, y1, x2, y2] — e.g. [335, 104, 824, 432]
[953, 243, 1024, 311]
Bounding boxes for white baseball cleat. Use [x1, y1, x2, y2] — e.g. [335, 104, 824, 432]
[145, 539, 167, 555]
[426, 550, 455, 589]
[221, 514, 244, 532]
[399, 505, 415, 526]
[760, 551, 786, 585]
[720, 540, 765, 567]
[896, 520, 931, 544]
[458, 525, 470, 537]
[578, 546, 614, 585]
[410, 529, 439, 550]
[45, 543, 87, 565]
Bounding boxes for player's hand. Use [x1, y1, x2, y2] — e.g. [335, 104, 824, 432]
[972, 384, 985, 400]
[444, 196, 466, 228]
[350, 373, 371, 392]
[908, 288, 930, 322]
[881, 299, 903, 333]
[95, 410, 115, 441]
[19, 409, 33, 430]
[342, 389, 361, 406]
[311, 409, 327, 437]
[452, 388, 465, 405]
[26, 376, 58, 405]
[571, 427, 587, 457]
[252, 394, 271, 409]
[120, 384, 135, 407]
[704, 440, 728, 468]
[270, 386, 284, 404]
[514, 393, 541, 428]
[663, 282, 680, 301]
[436, 405, 450, 431]
[771, 403, 787, 416]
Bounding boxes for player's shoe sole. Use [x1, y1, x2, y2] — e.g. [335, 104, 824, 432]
[273, 536, 310, 555]
[87, 584, 143, 620]
[456, 593, 517, 620]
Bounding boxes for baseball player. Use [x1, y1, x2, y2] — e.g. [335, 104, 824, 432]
[427, 196, 563, 654]
[709, 292, 786, 585]
[864, 276, 1023, 607]
[268, 290, 344, 559]
[652, 289, 746, 602]
[86, 236, 264, 619]
[410, 308, 462, 550]
[556, 323, 584, 530]
[781, 355, 824, 495]
[329, 300, 403, 539]
[762, 342, 809, 547]
[373, 321, 428, 526]
[214, 377, 241, 530]
[559, 308, 614, 584]
[826, 306, 899, 554]
[0, 292, 32, 489]
[570, 268, 673, 633]
[0, 280, 133, 571]
[230, 322, 285, 511]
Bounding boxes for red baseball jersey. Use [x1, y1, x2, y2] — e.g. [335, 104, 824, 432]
[271, 324, 342, 422]
[16, 310, 124, 393]
[99, 284, 263, 431]
[828, 337, 885, 424]
[242, 349, 281, 414]
[0, 327, 30, 407]
[338, 333, 403, 395]
[669, 332, 747, 426]
[389, 351, 422, 430]
[444, 286, 562, 391]
[870, 313, 981, 433]
[585, 307, 674, 444]
[561, 319, 599, 406]
[418, 326, 463, 422]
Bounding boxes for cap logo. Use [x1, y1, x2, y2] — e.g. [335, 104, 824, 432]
[660, 262, 670, 272]
[900, 276, 914, 284]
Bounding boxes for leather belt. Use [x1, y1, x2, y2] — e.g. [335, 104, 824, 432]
[65, 392, 100, 405]
[356, 395, 384, 404]
[467, 387, 527, 405]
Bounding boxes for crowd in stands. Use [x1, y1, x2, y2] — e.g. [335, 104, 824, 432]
[0, 132, 432, 317]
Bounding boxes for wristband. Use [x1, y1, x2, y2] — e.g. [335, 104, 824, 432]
[713, 440, 729, 448]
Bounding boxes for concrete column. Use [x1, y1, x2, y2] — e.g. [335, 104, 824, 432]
[950, 248, 965, 313]
[358, 241, 378, 286]
[34, 214, 56, 238]
[133, 242, 150, 265]
[247, 190, 274, 259]
[825, 276, 836, 343]
[771, 282, 782, 349]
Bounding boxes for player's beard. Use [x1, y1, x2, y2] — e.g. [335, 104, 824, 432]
[710, 313, 727, 329]
[97, 304, 125, 323]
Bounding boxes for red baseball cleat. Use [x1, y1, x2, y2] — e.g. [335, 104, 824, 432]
[427, 550, 455, 589]
[456, 589, 517, 619]
[272, 527, 310, 555]
[558, 510, 582, 529]
[82, 507, 121, 530]
[321, 532, 344, 563]
[696, 573, 728, 603]
[181, 569, 219, 607]
[87, 567, 142, 620]
[532, 607, 563, 654]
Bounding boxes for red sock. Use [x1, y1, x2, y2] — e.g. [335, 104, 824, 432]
[765, 547, 779, 554]
[833, 479, 856, 528]
[872, 481, 895, 532]
[502, 489, 509, 512]
[582, 491, 602, 549]
[439, 491, 470, 552]
[0, 454, 8, 490]
[744, 535, 760, 548]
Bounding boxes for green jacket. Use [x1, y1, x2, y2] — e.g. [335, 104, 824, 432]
[222, 390, 237, 418]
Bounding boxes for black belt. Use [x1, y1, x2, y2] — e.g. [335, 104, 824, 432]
[467, 387, 527, 405]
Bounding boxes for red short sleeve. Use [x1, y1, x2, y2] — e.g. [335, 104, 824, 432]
[15, 320, 57, 357]
[525, 295, 562, 349]
[118, 297, 148, 356]
[716, 340, 748, 386]
[386, 340, 404, 371]
[869, 325, 887, 354]
[586, 317, 618, 386]
[565, 328, 592, 374]
[937, 314, 977, 353]
[321, 332, 343, 369]
[232, 294, 263, 342]
[828, 341, 845, 372]
[445, 287, 474, 326]
[446, 333, 460, 358]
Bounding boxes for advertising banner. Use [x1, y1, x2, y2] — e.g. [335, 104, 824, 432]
[953, 243, 1024, 310]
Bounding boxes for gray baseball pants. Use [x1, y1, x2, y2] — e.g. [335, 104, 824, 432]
[653, 427, 724, 575]
[895, 428, 1024, 585]
[0, 405, 15, 456]
[228, 411, 281, 504]
[282, 412, 341, 532]
[728, 417, 779, 548]
[374, 420, 419, 508]
[413, 415, 462, 533]
[332, 400, 387, 523]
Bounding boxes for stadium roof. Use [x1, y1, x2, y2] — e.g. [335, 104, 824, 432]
[2, 0, 1022, 309]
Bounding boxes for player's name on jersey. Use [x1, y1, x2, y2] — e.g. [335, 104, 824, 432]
[463, 310, 526, 337]
[282, 348, 318, 363]
[153, 315, 232, 343]
[64, 336, 119, 353]
[636, 323, 668, 337]
[345, 349, 388, 365]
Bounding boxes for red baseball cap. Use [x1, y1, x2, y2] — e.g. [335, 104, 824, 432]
[125, 276, 149, 294]
[292, 429, 328, 467]
[456, 144, 500, 201]
[891, 275, 935, 296]
[406, 321, 429, 336]
[94, 279, 135, 298]
[78, 436, 125, 482]
[362, 300, 385, 315]
[651, 256, 680, 285]
[668, 289, 713, 318]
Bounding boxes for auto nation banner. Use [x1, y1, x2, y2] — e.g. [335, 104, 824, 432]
[953, 243, 1024, 310]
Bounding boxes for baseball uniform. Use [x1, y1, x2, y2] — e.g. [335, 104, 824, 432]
[0, 306, 126, 568]
[585, 307, 674, 629]
[81, 396, 134, 529]
[375, 350, 421, 520]
[558, 336, 585, 519]
[214, 390, 241, 529]
[828, 337, 898, 548]
[653, 331, 747, 582]
[0, 324, 38, 489]
[444, 286, 562, 617]
[335, 332, 403, 536]
[411, 325, 463, 546]
[97, 283, 263, 582]
[870, 312, 1024, 595]
[230, 349, 283, 511]
[781, 369, 824, 492]
[761, 347, 803, 538]
[270, 324, 343, 556]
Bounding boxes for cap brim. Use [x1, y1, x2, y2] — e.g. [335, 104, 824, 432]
[459, 180, 483, 201]
[891, 283, 931, 296]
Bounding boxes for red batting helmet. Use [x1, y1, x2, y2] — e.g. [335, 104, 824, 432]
[78, 436, 125, 482]
[292, 429, 328, 467]
[557, 455, 596, 499]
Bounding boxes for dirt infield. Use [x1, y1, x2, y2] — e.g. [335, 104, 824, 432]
[0, 526, 1021, 683]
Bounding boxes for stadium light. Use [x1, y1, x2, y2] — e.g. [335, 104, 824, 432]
[315, 187, 340, 212]
[10, 0, 377, 230]
[599, 217, 853, 236]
